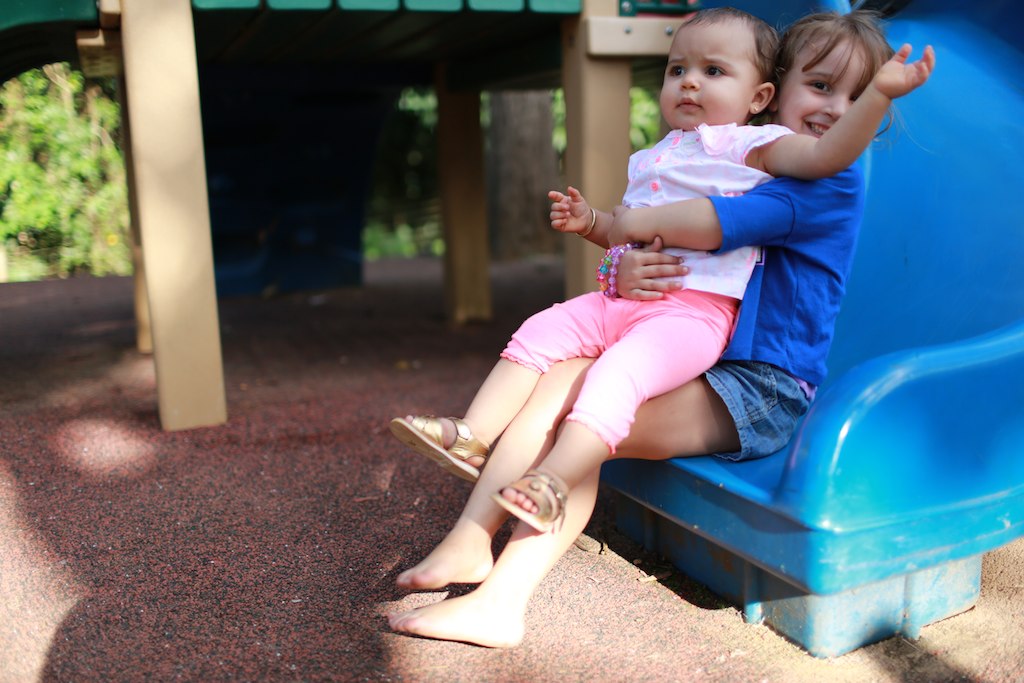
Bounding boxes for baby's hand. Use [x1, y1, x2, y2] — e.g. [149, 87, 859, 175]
[548, 186, 591, 235]
[872, 43, 935, 100]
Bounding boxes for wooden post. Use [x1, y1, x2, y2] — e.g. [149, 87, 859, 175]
[435, 66, 492, 325]
[120, 0, 227, 430]
[116, 77, 153, 355]
[560, 0, 633, 298]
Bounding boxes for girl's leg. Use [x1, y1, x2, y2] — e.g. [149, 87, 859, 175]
[618, 373, 740, 458]
[390, 363, 742, 644]
[389, 467, 601, 647]
[395, 358, 591, 589]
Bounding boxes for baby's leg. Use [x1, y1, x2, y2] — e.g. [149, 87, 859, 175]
[461, 359, 543, 447]
[401, 358, 542, 471]
[501, 292, 610, 367]
[426, 292, 610, 450]
[567, 294, 734, 451]
[502, 293, 735, 516]
[396, 358, 592, 589]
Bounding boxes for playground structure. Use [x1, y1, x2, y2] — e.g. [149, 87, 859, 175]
[2, 0, 1023, 658]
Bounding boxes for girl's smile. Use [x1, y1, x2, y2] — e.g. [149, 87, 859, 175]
[774, 40, 869, 139]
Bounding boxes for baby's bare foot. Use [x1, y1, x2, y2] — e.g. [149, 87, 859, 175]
[388, 592, 525, 648]
[397, 534, 493, 590]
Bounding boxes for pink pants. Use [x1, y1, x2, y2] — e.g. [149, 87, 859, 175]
[502, 289, 738, 452]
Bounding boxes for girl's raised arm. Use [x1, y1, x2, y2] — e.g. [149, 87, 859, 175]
[751, 44, 935, 180]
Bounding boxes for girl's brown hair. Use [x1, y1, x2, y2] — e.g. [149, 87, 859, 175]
[776, 10, 895, 99]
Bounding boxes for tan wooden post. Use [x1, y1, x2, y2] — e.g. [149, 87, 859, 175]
[120, 0, 227, 430]
[435, 66, 492, 325]
[561, 1, 678, 297]
[561, 0, 632, 298]
[78, 15, 153, 356]
[120, 89, 153, 355]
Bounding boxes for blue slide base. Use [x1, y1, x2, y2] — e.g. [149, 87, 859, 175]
[612, 491, 981, 658]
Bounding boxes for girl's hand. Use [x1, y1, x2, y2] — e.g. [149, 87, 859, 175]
[617, 237, 689, 301]
[872, 43, 935, 100]
[548, 186, 591, 235]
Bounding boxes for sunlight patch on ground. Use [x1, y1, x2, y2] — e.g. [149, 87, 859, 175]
[913, 539, 1024, 673]
[0, 462, 84, 683]
[52, 417, 157, 478]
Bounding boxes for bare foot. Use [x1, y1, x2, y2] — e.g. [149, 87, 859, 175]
[396, 533, 494, 590]
[388, 591, 525, 648]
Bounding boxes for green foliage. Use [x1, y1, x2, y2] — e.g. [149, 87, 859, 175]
[0, 72, 665, 271]
[551, 89, 566, 156]
[0, 64, 130, 281]
[549, 86, 662, 157]
[363, 88, 444, 260]
[364, 86, 665, 260]
[629, 87, 663, 151]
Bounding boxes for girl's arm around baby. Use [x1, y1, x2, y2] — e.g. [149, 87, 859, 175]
[607, 200, 723, 249]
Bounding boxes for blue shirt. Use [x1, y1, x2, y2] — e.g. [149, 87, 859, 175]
[709, 166, 865, 387]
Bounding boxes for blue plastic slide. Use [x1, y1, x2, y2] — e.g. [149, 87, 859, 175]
[603, 0, 1024, 657]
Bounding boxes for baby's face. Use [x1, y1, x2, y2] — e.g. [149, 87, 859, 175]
[773, 40, 869, 138]
[659, 19, 772, 131]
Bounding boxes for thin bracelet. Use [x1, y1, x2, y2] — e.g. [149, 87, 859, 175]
[578, 208, 597, 238]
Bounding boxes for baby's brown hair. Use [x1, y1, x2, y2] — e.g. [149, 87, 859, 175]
[681, 7, 779, 85]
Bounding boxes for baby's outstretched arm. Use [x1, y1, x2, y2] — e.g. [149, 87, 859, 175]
[549, 186, 617, 247]
[548, 186, 590, 234]
[753, 43, 936, 180]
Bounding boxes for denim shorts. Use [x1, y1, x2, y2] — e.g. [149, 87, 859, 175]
[703, 360, 811, 462]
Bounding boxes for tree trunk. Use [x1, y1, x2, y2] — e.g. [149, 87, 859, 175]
[485, 90, 562, 261]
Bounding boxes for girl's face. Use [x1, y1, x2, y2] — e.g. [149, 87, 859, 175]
[659, 20, 774, 131]
[773, 40, 869, 138]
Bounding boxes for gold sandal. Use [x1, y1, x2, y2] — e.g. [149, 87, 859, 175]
[389, 416, 490, 482]
[491, 469, 568, 533]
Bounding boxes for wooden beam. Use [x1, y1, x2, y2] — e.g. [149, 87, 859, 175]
[436, 66, 493, 325]
[98, 0, 122, 29]
[560, 1, 633, 298]
[76, 29, 122, 78]
[120, 0, 227, 430]
[585, 15, 679, 57]
[117, 76, 153, 355]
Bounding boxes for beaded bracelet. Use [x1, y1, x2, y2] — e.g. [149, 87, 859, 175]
[596, 242, 642, 298]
